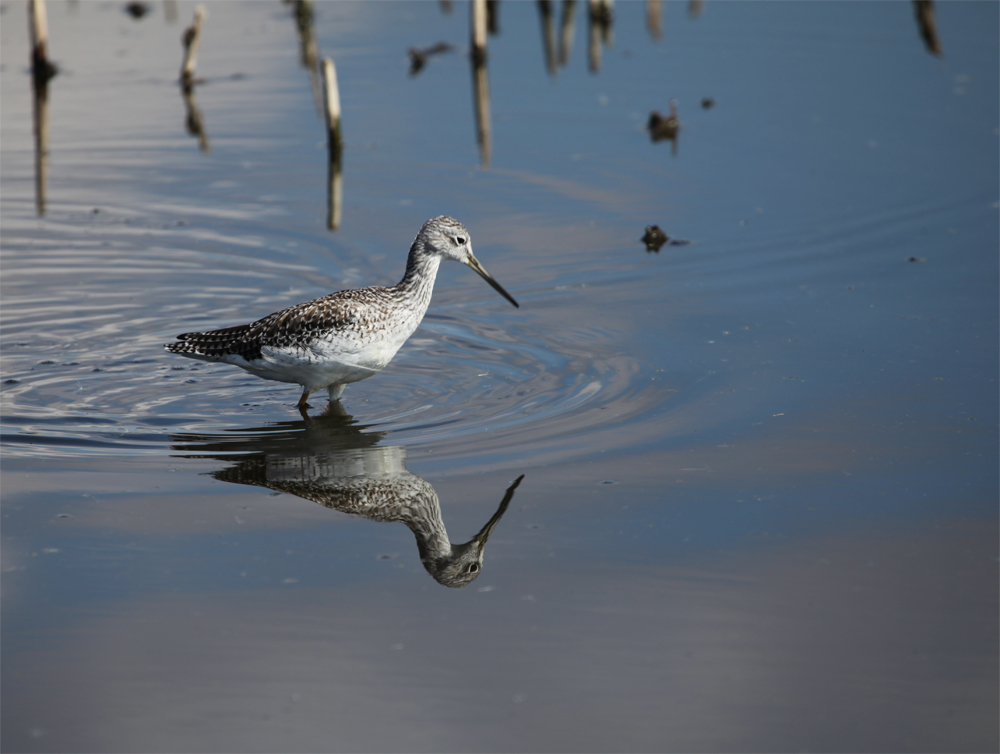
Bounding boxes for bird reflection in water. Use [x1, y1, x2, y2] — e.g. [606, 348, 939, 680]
[170, 409, 523, 588]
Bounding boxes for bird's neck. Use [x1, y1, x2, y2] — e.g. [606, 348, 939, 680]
[395, 244, 442, 307]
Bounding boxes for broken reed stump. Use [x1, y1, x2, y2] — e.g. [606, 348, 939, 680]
[322, 57, 343, 230]
[322, 57, 342, 159]
[30, 0, 55, 216]
[471, 0, 488, 65]
[30, 0, 57, 85]
[470, 0, 491, 167]
[178, 5, 208, 151]
[181, 4, 206, 90]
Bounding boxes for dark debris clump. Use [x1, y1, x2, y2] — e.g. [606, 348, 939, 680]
[642, 225, 690, 253]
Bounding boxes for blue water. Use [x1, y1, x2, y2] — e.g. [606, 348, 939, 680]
[2, 2, 997, 751]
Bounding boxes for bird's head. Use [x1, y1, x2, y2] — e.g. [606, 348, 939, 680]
[417, 216, 519, 308]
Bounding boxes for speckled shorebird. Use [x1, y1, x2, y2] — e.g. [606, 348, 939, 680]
[165, 216, 518, 410]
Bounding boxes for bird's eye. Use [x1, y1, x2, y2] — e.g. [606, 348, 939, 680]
[467, 563, 479, 573]
[456, 236, 467, 245]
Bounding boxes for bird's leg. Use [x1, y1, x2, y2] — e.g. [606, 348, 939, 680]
[297, 389, 311, 411]
[327, 383, 345, 401]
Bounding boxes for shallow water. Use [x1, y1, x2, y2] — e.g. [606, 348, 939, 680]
[2, 2, 998, 752]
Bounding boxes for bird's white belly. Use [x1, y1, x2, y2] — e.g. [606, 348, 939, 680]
[232, 337, 407, 392]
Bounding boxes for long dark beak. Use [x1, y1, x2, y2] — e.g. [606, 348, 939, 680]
[472, 474, 524, 545]
[466, 253, 519, 308]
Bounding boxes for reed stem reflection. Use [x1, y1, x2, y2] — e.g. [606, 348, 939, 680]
[558, 0, 577, 68]
[538, 0, 558, 76]
[291, 0, 324, 116]
[646, 0, 662, 41]
[587, 0, 613, 73]
[913, 0, 942, 56]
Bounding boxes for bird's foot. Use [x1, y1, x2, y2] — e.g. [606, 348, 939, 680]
[297, 390, 312, 418]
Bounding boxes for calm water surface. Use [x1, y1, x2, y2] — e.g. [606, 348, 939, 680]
[2, 2, 997, 752]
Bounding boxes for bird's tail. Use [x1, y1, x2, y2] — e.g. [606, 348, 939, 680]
[164, 324, 262, 362]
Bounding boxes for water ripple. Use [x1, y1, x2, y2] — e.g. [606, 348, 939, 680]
[2, 292, 669, 464]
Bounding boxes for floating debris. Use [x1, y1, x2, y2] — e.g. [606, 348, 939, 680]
[642, 225, 690, 253]
[908, 256, 926, 262]
[124, 2, 150, 20]
[648, 99, 679, 154]
[648, 101, 679, 140]
[701, 96, 715, 109]
[642, 225, 668, 252]
[407, 41, 453, 76]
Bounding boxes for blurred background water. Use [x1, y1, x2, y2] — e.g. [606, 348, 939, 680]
[1, 1, 997, 752]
